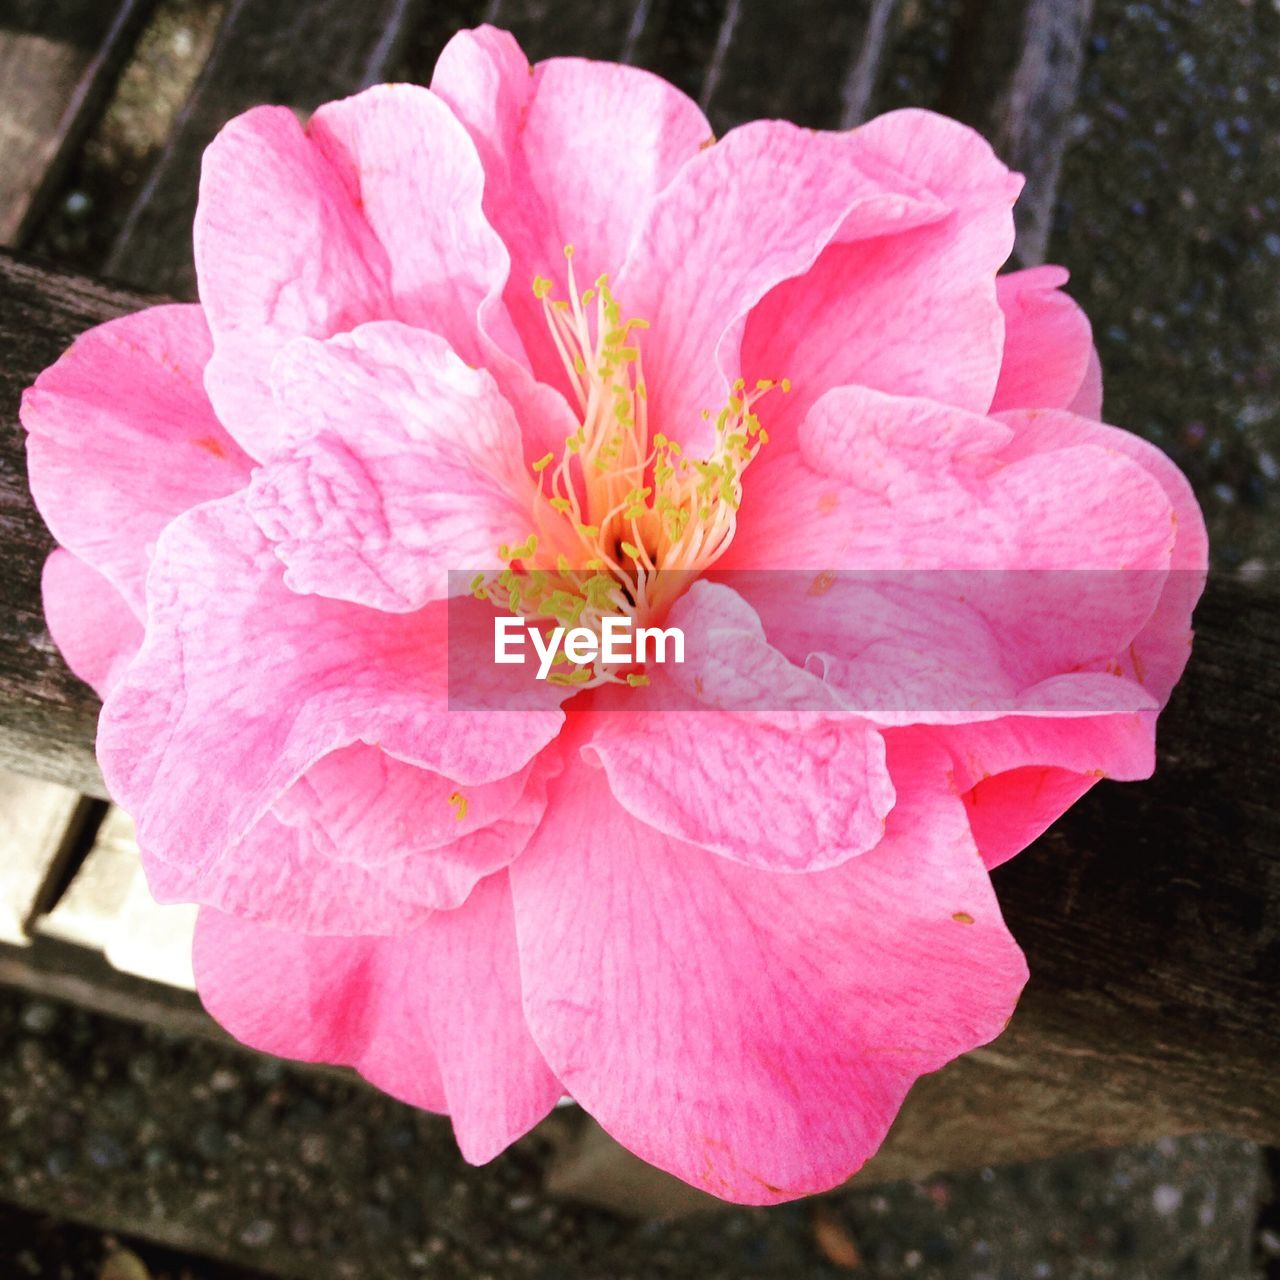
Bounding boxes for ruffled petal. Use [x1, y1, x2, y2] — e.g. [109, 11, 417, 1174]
[511, 741, 1026, 1204]
[21, 305, 251, 612]
[740, 109, 1021, 454]
[990, 266, 1094, 414]
[97, 493, 563, 885]
[584, 583, 894, 872]
[431, 26, 712, 399]
[615, 116, 955, 453]
[246, 323, 532, 611]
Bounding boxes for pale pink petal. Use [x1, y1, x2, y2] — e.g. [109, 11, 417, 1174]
[583, 582, 894, 872]
[21, 305, 251, 612]
[195, 105, 391, 458]
[740, 110, 1021, 454]
[41, 550, 142, 698]
[147, 809, 435, 935]
[615, 117, 954, 452]
[145, 758, 549, 932]
[97, 494, 563, 887]
[990, 266, 1093, 414]
[194, 872, 561, 1161]
[306, 83, 577, 458]
[432, 26, 713, 397]
[195, 89, 572, 460]
[511, 741, 1026, 1204]
[247, 324, 532, 611]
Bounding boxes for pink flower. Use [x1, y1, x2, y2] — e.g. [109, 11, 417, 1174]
[22, 26, 1205, 1203]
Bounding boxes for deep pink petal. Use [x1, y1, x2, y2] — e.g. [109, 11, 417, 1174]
[995, 408, 1208, 704]
[247, 323, 532, 611]
[194, 872, 561, 1161]
[511, 742, 1027, 1204]
[41, 550, 142, 698]
[21, 305, 251, 611]
[990, 266, 1093, 414]
[97, 494, 563, 886]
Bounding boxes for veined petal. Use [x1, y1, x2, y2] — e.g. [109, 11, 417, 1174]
[247, 323, 532, 611]
[511, 742, 1027, 1204]
[21, 305, 251, 613]
[97, 493, 563, 887]
[432, 26, 713, 402]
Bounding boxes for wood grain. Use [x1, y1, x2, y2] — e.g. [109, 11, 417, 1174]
[0, 255, 146, 796]
[103, 0, 431, 297]
[0, 0, 151, 247]
[698, 0, 899, 134]
[940, 0, 1094, 264]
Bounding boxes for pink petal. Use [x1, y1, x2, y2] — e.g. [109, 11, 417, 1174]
[21, 305, 251, 612]
[431, 26, 712, 399]
[995, 409, 1208, 705]
[511, 741, 1026, 1204]
[1069, 347, 1104, 420]
[97, 494, 563, 885]
[194, 871, 562, 1161]
[583, 582, 894, 872]
[615, 117, 954, 453]
[195, 88, 571, 459]
[41, 550, 142, 698]
[740, 109, 1021, 454]
[990, 266, 1094, 414]
[246, 323, 532, 611]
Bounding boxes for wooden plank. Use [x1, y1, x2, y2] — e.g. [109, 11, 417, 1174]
[0, 766, 91, 944]
[0, 0, 152, 247]
[698, 0, 899, 133]
[0, 254, 145, 797]
[103, 0, 432, 297]
[38, 805, 197, 988]
[484, 0, 649, 62]
[939, 0, 1094, 264]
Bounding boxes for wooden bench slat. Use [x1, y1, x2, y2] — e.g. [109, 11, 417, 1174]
[699, 0, 899, 134]
[0, 766, 90, 944]
[484, 0, 651, 63]
[102, 0, 434, 297]
[0, 0, 151, 247]
[940, 0, 1094, 264]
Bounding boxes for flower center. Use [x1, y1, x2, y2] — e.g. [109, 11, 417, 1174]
[475, 247, 787, 687]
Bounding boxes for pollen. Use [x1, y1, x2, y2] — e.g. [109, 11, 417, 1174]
[478, 254, 785, 687]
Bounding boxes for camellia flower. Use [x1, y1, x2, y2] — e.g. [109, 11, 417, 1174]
[22, 25, 1205, 1203]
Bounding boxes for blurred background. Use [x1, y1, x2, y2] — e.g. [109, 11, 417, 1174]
[0, 0, 1277, 1275]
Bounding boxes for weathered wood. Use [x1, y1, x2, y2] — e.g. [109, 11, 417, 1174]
[0, 767, 93, 944]
[940, 0, 1094, 263]
[0, 254, 145, 797]
[103, 0, 433, 297]
[484, 0, 650, 62]
[0, 0, 152, 247]
[698, 0, 899, 133]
